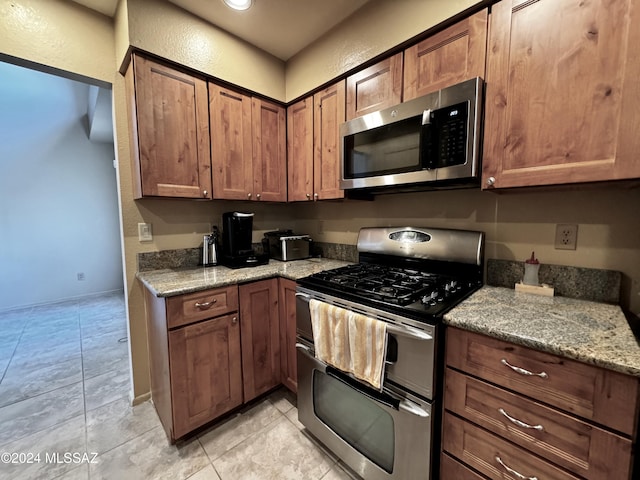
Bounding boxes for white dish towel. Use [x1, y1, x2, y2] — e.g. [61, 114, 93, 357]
[309, 299, 388, 390]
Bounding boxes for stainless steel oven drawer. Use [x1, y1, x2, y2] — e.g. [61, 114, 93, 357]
[295, 286, 437, 400]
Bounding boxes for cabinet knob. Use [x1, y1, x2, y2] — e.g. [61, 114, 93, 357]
[256, 193, 261, 200]
[314, 193, 319, 200]
[203, 190, 208, 196]
[306, 193, 311, 200]
[247, 193, 252, 199]
[486, 176, 496, 186]
[232, 316, 238, 324]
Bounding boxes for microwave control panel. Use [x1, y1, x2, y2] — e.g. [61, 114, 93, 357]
[428, 101, 469, 168]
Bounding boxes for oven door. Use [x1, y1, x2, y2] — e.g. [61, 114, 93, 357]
[297, 340, 433, 480]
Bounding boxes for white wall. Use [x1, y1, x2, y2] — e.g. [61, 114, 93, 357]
[0, 61, 123, 310]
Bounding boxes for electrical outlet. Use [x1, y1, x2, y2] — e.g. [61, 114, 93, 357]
[318, 220, 325, 234]
[138, 223, 153, 242]
[555, 224, 578, 250]
[77, 272, 85, 281]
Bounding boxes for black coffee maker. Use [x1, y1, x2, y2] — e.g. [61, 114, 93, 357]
[220, 212, 269, 268]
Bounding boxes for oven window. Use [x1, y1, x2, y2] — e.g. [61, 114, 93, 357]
[313, 370, 395, 473]
[344, 116, 422, 179]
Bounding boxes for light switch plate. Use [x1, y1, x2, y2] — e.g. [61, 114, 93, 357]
[138, 223, 153, 242]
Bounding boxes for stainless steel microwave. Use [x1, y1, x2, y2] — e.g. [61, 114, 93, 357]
[340, 77, 483, 192]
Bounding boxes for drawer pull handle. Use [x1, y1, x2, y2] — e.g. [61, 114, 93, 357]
[499, 408, 544, 431]
[501, 358, 548, 379]
[195, 299, 218, 309]
[496, 456, 538, 480]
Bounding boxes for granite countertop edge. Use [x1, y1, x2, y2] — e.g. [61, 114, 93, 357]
[136, 258, 353, 298]
[444, 286, 640, 378]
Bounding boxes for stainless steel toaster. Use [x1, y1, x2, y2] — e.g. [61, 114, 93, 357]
[264, 230, 312, 261]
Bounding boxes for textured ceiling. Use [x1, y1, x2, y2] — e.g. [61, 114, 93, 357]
[69, 0, 373, 60]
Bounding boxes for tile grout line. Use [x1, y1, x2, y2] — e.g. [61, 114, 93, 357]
[0, 306, 32, 384]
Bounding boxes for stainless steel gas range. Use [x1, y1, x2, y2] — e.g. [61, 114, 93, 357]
[295, 226, 485, 480]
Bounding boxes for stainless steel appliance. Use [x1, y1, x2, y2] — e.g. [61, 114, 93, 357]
[296, 226, 485, 480]
[340, 77, 483, 194]
[264, 230, 312, 261]
[200, 226, 219, 267]
[219, 211, 269, 269]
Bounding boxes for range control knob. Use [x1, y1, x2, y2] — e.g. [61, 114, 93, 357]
[421, 291, 438, 305]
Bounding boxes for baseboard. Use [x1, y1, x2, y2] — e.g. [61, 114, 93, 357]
[131, 391, 151, 406]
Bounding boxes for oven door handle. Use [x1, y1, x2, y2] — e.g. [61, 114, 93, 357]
[386, 324, 432, 341]
[295, 292, 311, 299]
[295, 342, 312, 353]
[383, 388, 430, 418]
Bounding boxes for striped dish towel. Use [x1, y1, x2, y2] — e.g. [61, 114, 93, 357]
[309, 299, 388, 390]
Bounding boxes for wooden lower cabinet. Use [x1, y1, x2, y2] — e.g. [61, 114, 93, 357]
[144, 278, 283, 442]
[444, 413, 581, 480]
[442, 327, 639, 480]
[169, 313, 242, 439]
[441, 452, 485, 480]
[239, 279, 281, 402]
[278, 278, 298, 393]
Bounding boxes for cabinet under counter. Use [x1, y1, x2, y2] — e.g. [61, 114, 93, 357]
[143, 279, 281, 442]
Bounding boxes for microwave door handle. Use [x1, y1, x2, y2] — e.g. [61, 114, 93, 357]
[420, 109, 436, 169]
[422, 109, 432, 126]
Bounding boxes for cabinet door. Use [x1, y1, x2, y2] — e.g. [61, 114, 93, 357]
[314, 81, 346, 200]
[287, 97, 314, 202]
[346, 52, 403, 120]
[130, 54, 211, 199]
[483, 0, 640, 189]
[252, 98, 287, 202]
[239, 279, 280, 402]
[169, 313, 242, 439]
[278, 278, 297, 393]
[403, 9, 487, 101]
[209, 83, 253, 200]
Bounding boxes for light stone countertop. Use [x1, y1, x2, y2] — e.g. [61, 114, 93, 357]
[444, 286, 640, 377]
[136, 258, 352, 298]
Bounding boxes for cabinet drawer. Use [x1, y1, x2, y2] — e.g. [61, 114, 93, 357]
[166, 286, 239, 328]
[443, 412, 581, 480]
[441, 452, 486, 479]
[446, 328, 639, 436]
[445, 368, 633, 479]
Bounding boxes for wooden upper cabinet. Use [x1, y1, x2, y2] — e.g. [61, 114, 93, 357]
[483, 0, 640, 190]
[346, 53, 403, 120]
[252, 98, 287, 202]
[127, 54, 212, 199]
[287, 97, 314, 202]
[403, 9, 488, 101]
[209, 84, 286, 201]
[314, 81, 346, 200]
[209, 83, 253, 200]
[239, 279, 281, 402]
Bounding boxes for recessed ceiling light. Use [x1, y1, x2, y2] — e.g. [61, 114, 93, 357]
[222, 0, 253, 10]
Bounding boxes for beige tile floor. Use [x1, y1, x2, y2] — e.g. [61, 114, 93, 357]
[0, 292, 357, 480]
